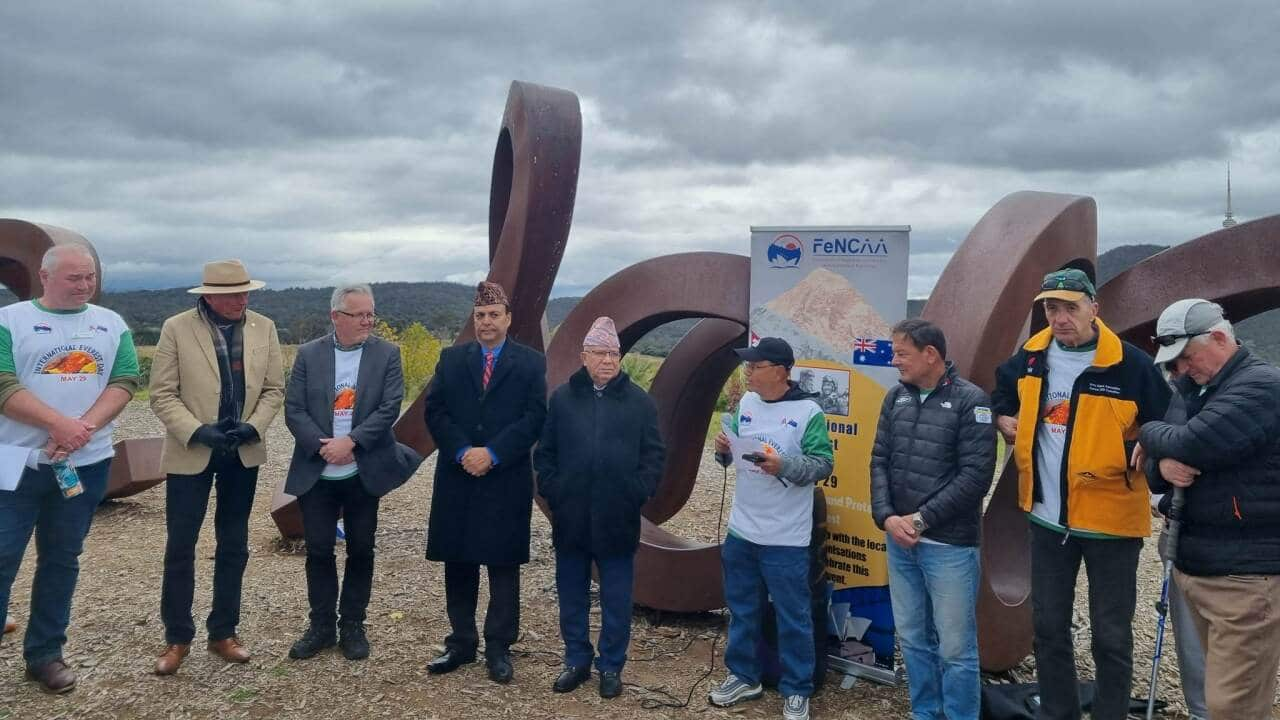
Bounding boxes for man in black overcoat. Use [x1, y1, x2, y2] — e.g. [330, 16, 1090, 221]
[423, 281, 547, 684]
[534, 316, 665, 699]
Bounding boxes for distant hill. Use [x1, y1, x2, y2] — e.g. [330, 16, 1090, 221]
[3, 243, 1275, 363]
[0, 282, 476, 345]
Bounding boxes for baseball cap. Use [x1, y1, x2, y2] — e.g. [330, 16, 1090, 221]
[1152, 299, 1226, 365]
[734, 337, 795, 369]
[1034, 268, 1097, 303]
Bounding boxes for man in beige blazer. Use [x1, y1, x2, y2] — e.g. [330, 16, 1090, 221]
[149, 259, 284, 675]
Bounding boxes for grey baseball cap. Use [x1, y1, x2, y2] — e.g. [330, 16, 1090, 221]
[1152, 299, 1225, 365]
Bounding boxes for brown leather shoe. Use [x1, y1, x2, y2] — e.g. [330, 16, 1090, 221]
[24, 658, 76, 694]
[154, 644, 190, 675]
[4, 614, 15, 634]
[208, 637, 250, 663]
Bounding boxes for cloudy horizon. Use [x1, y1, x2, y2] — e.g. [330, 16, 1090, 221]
[3, 2, 1276, 299]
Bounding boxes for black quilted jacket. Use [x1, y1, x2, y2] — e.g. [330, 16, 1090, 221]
[1141, 346, 1280, 576]
[871, 363, 998, 546]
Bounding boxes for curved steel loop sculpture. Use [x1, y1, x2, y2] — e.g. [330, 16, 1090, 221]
[394, 79, 582, 453]
[1099, 214, 1280, 346]
[544, 253, 749, 611]
[271, 80, 584, 537]
[921, 191, 1097, 671]
[0, 219, 103, 302]
[0, 219, 164, 500]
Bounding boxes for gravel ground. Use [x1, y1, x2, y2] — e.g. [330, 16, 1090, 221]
[0, 402, 1265, 719]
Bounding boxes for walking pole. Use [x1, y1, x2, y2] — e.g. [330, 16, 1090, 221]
[1146, 487, 1186, 720]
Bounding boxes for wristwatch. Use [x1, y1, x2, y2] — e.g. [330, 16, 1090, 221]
[911, 513, 928, 533]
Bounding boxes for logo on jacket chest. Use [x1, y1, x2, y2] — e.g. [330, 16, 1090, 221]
[1084, 381, 1122, 397]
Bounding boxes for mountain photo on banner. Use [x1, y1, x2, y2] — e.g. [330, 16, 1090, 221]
[749, 267, 891, 364]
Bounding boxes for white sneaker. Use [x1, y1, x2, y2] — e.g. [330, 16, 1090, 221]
[782, 694, 809, 720]
[707, 674, 763, 707]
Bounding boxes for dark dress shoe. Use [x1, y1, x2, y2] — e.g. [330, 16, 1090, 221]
[552, 664, 591, 693]
[339, 623, 369, 660]
[486, 652, 514, 684]
[427, 648, 476, 675]
[599, 670, 623, 699]
[289, 626, 336, 660]
[25, 659, 77, 694]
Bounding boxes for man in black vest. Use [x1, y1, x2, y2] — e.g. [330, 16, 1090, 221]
[423, 282, 547, 684]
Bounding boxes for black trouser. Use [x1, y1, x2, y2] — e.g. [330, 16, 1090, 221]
[1030, 522, 1142, 720]
[298, 475, 380, 630]
[443, 562, 519, 659]
[160, 454, 258, 645]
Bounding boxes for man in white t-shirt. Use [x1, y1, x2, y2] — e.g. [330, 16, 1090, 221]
[709, 337, 834, 720]
[992, 268, 1169, 720]
[0, 244, 140, 694]
[282, 284, 422, 662]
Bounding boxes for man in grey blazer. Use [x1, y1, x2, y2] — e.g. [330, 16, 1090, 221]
[283, 284, 423, 661]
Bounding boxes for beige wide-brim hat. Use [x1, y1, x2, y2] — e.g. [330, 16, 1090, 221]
[187, 259, 267, 294]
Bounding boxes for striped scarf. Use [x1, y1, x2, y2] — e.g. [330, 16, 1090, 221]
[197, 298, 245, 422]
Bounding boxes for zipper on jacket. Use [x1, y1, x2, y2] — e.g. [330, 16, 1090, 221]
[1056, 363, 1109, 531]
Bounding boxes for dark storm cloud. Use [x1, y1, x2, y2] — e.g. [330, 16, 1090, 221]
[1, 2, 1277, 293]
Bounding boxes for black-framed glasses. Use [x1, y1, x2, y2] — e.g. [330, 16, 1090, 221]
[1152, 331, 1207, 347]
[742, 362, 780, 373]
[337, 311, 377, 322]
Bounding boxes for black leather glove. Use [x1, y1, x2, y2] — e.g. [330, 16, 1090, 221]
[226, 422, 259, 445]
[191, 424, 233, 452]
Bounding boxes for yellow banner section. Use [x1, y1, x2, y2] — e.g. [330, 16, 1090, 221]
[798, 358, 889, 590]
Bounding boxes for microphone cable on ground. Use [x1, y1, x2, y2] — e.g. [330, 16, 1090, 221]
[515, 461, 734, 711]
[632, 460, 732, 710]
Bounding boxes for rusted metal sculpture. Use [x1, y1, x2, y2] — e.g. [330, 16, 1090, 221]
[1099, 215, 1280, 345]
[0, 219, 103, 303]
[0, 219, 165, 500]
[104, 437, 165, 499]
[921, 191, 1097, 671]
[273, 79, 584, 536]
[923, 195, 1280, 671]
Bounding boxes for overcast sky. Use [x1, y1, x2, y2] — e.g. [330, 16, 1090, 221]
[3, 2, 1277, 298]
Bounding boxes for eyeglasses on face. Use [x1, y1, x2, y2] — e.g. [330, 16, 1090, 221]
[583, 349, 621, 359]
[1152, 331, 1207, 347]
[742, 362, 780, 373]
[337, 311, 377, 322]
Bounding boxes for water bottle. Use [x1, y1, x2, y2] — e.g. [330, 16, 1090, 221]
[53, 459, 83, 499]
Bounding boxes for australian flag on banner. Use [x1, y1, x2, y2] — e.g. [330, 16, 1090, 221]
[852, 338, 893, 367]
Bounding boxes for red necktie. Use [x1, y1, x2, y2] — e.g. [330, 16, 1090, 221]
[483, 351, 494, 389]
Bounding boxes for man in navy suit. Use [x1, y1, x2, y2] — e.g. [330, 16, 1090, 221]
[423, 281, 547, 684]
[282, 284, 423, 661]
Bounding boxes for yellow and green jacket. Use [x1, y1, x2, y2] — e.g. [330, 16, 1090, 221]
[991, 319, 1170, 537]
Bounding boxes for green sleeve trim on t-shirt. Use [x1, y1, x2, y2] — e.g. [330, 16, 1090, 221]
[801, 412, 834, 462]
[0, 324, 14, 374]
[109, 329, 140, 381]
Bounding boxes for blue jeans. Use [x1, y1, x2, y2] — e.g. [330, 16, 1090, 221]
[555, 548, 635, 673]
[0, 459, 110, 668]
[722, 534, 814, 698]
[887, 539, 981, 720]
